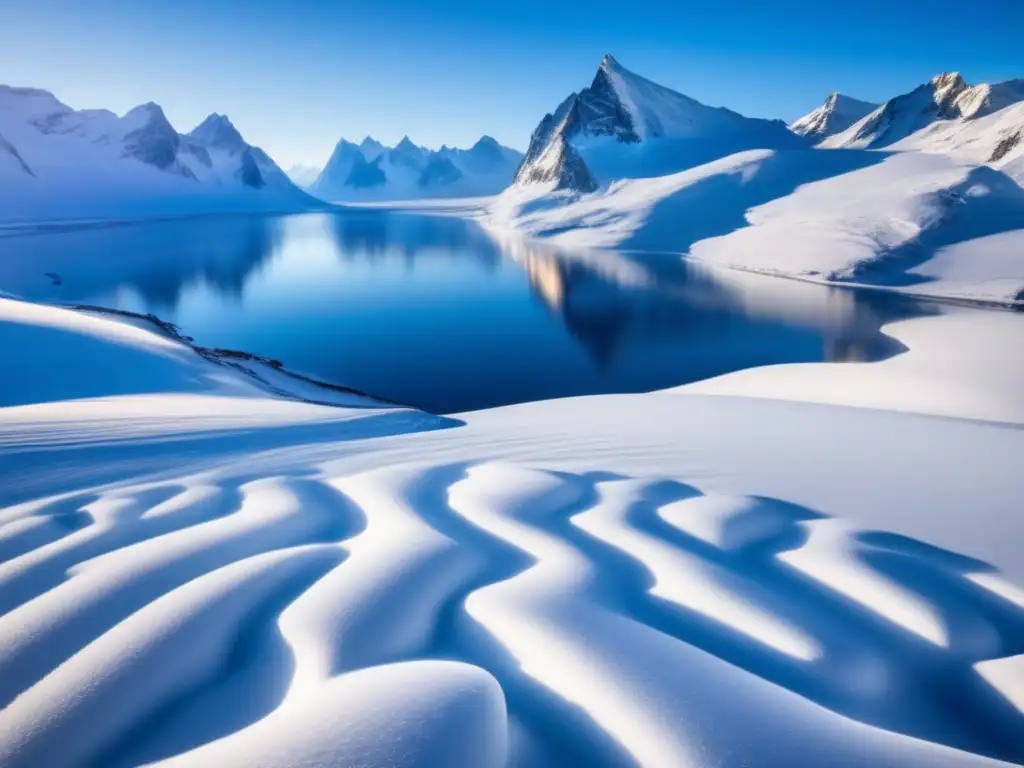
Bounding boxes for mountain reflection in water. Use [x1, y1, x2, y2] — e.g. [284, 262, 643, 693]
[0, 210, 931, 412]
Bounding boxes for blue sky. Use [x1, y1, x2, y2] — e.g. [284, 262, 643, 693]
[2, 0, 1022, 168]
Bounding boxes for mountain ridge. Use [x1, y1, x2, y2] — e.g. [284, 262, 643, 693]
[311, 134, 523, 201]
[513, 54, 804, 192]
[0, 85, 316, 223]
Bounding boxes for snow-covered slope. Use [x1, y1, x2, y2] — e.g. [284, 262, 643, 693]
[310, 135, 523, 201]
[789, 92, 878, 141]
[492, 65, 1024, 305]
[512, 54, 804, 192]
[489, 147, 1024, 305]
[0, 86, 319, 224]
[0, 296, 1022, 767]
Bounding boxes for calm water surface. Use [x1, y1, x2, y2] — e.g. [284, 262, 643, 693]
[0, 211, 929, 412]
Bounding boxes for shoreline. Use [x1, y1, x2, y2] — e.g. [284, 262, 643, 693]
[66, 302, 407, 411]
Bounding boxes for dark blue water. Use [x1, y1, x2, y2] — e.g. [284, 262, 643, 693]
[0, 211, 927, 413]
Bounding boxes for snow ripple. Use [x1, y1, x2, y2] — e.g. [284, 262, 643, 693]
[0, 462, 1022, 767]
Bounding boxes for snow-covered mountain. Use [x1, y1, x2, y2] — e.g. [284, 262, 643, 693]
[823, 74, 1024, 147]
[513, 54, 804, 192]
[819, 73, 1024, 186]
[310, 135, 523, 201]
[0, 86, 318, 223]
[789, 93, 878, 141]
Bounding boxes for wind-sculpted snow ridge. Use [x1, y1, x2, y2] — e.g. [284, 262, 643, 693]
[0, 456, 1021, 766]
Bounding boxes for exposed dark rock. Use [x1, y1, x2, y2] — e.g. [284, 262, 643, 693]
[180, 140, 212, 167]
[122, 103, 180, 170]
[418, 157, 463, 188]
[239, 148, 266, 188]
[990, 130, 1021, 162]
[0, 132, 34, 176]
[345, 154, 387, 188]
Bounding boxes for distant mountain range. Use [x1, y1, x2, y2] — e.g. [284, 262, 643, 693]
[0, 86, 317, 223]
[511, 56, 1024, 193]
[309, 135, 523, 201]
[2, 60, 1022, 225]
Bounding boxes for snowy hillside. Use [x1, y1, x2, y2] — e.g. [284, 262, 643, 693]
[0, 289, 1022, 767]
[789, 93, 878, 141]
[310, 135, 523, 201]
[0, 86, 319, 224]
[492, 66, 1024, 306]
[513, 54, 804, 192]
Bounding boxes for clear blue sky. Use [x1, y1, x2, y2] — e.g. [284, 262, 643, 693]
[2, 0, 1021, 168]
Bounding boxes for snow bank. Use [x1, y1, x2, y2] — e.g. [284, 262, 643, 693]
[680, 304, 1024, 424]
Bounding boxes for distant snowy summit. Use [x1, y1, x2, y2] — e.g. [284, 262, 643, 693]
[819, 73, 1024, 181]
[788, 93, 878, 141]
[310, 134, 523, 201]
[0, 86, 317, 223]
[513, 54, 803, 192]
[821, 73, 1024, 149]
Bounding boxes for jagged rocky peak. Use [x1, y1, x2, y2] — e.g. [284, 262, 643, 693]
[189, 113, 247, 152]
[515, 123, 597, 193]
[122, 102, 181, 171]
[514, 53, 798, 192]
[927, 72, 971, 117]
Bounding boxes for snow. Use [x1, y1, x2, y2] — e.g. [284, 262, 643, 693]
[789, 92, 879, 141]
[513, 55, 804, 192]
[598, 54, 757, 141]
[0, 86, 318, 224]
[680, 303, 1024, 424]
[311, 135, 523, 202]
[489, 148, 1024, 305]
[0, 283, 1022, 766]
[495, 68, 1024, 307]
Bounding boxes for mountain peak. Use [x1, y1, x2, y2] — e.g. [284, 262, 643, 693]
[190, 113, 247, 151]
[124, 102, 168, 123]
[790, 92, 879, 141]
[396, 135, 417, 150]
[471, 135, 502, 153]
[599, 53, 622, 72]
[931, 72, 967, 90]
